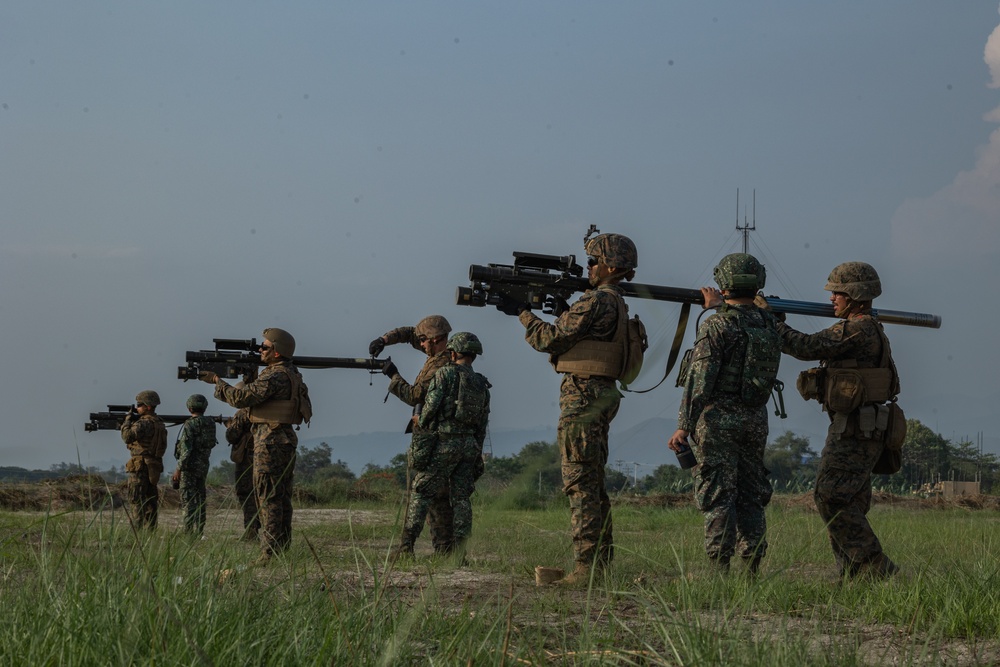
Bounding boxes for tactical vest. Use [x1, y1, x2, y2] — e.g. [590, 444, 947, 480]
[712, 306, 782, 407]
[249, 364, 313, 425]
[554, 287, 645, 382]
[453, 367, 490, 430]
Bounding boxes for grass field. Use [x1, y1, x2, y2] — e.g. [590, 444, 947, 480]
[1, 483, 999, 665]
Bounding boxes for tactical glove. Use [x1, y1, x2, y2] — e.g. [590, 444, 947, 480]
[382, 361, 399, 378]
[754, 294, 786, 322]
[543, 295, 570, 317]
[496, 295, 528, 317]
[368, 337, 386, 357]
[199, 371, 219, 384]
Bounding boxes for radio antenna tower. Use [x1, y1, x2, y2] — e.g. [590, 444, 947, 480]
[736, 188, 756, 253]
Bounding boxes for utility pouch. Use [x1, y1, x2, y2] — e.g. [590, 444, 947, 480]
[145, 458, 164, 485]
[858, 404, 877, 438]
[875, 404, 890, 433]
[885, 403, 907, 451]
[796, 367, 826, 402]
[124, 456, 141, 473]
[824, 369, 866, 414]
[409, 430, 438, 472]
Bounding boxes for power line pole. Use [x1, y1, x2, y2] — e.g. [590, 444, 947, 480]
[736, 188, 756, 254]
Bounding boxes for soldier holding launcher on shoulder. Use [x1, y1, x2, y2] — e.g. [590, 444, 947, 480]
[495, 232, 638, 586]
[121, 390, 168, 530]
[200, 328, 311, 564]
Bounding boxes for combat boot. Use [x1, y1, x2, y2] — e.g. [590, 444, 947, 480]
[742, 555, 763, 577]
[556, 561, 598, 587]
[850, 553, 899, 581]
[389, 529, 416, 563]
[709, 555, 731, 575]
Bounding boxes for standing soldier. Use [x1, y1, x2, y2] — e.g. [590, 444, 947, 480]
[495, 231, 637, 585]
[201, 328, 311, 564]
[171, 394, 217, 535]
[771, 262, 900, 580]
[121, 390, 168, 529]
[392, 332, 491, 560]
[667, 254, 781, 574]
[370, 315, 456, 554]
[225, 406, 260, 540]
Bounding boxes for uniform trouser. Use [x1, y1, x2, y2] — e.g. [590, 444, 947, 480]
[814, 415, 886, 572]
[179, 473, 208, 534]
[558, 375, 621, 566]
[405, 437, 479, 547]
[234, 454, 260, 536]
[127, 469, 159, 530]
[254, 442, 296, 556]
[691, 409, 772, 561]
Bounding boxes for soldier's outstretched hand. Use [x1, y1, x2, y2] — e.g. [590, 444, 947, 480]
[369, 337, 386, 357]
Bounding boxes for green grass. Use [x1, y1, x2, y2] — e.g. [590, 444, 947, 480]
[1, 495, 998, 665]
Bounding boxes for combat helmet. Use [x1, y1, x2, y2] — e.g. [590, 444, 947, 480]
[186, 394, 209, 412]
[585, 233, 638, 270]
[415, 315, 452, 339]
[824, 262, 881, 301]
[262, 327, 295, 357]
[135, 390, 161, 407]
[447, 331, 484, 356]
[713, 253, 766, 292]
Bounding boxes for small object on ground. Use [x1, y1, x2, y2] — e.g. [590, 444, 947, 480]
[535, 566, 566, 586]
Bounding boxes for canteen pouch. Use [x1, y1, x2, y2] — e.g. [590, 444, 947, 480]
[884, 402, 907, 451]
[824, 369, 866, 413]
[124, 456, 141, 473]
[145, 458, 164, 485]
[796, 367, 825, 402]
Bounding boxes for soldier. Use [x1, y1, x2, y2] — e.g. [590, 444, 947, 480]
[370, 315, 457, 554]
[225, 406, 260, 540]
[770, 262, 900, 580]
[495, 232, 637, 585]
[200, 328, 311, 563]
[667, 254, 781, 574]
[120, 390, 168, 529]
[171, 394, 217, 535]
[392, 332, 491, 560]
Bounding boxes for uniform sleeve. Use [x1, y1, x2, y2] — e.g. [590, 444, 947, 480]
[383, 326, 422, 352]
[418, 367, 452, 429]
[225, 409, 250, 445]
[519, 291, 602, 355]
[121, 415, 155, 447]
[475, 387, 491, 446]
[676, 318, 726, 432]
[215, 366, 289, 408]
[389, 352, 449, 406]
[175, 422, 192, 468]
[776, 320, 859, 362]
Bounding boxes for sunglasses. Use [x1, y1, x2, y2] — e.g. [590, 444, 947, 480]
[259, 343, 274, 351]
[587, 256, 600, 267]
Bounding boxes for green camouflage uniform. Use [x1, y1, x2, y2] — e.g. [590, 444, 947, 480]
[519, 284, 625, 566]
[677, 304, 778, 564]
[174, 415, 217, 535]
[777, 314, 896, 574]
[214, 360, 303, 558]
[225, 408, 260, 539]
[383, 326, 456, 553]
[120, 413, 167, 529]
[403, 364, 491, 547]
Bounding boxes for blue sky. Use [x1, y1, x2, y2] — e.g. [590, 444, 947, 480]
[2, 2, 997, 473]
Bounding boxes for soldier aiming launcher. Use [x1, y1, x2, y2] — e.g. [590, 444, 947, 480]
[85, 405, 230, 432]
[178, 338, 391, 380]
[456, 252, 942, 329]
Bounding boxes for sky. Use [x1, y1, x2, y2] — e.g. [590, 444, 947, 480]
[2, 2, 998, 475]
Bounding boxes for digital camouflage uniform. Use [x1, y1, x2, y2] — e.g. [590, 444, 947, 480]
[225, 408, 260, 539]
[121, 413, 168, 529]
[214, 360, 303, 558]
[382, 325, 456, 553]
[403, 363, 491, 550]
[778, 313, 898, 576]
[174, 415, 217, 534]
[520, 284, 625, 567]
[677, 304, 778, 566]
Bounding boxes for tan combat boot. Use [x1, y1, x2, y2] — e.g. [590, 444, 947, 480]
[556, 562, 597, 587]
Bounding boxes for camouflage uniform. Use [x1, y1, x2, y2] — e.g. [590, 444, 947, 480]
[677, 304, 778, 566]
[519, 284, 625, 567]
[225, 408, 260, 539]
[402, 363, 491, 549]
[121, 413, 167, 529]
[382, 325, 456, 553]
[174, 415, 217, 534]
[778, 314, 898, 575]
[214, 360, 303, 558]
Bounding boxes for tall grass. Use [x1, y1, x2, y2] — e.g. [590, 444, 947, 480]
[1, 494, 998, 665]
